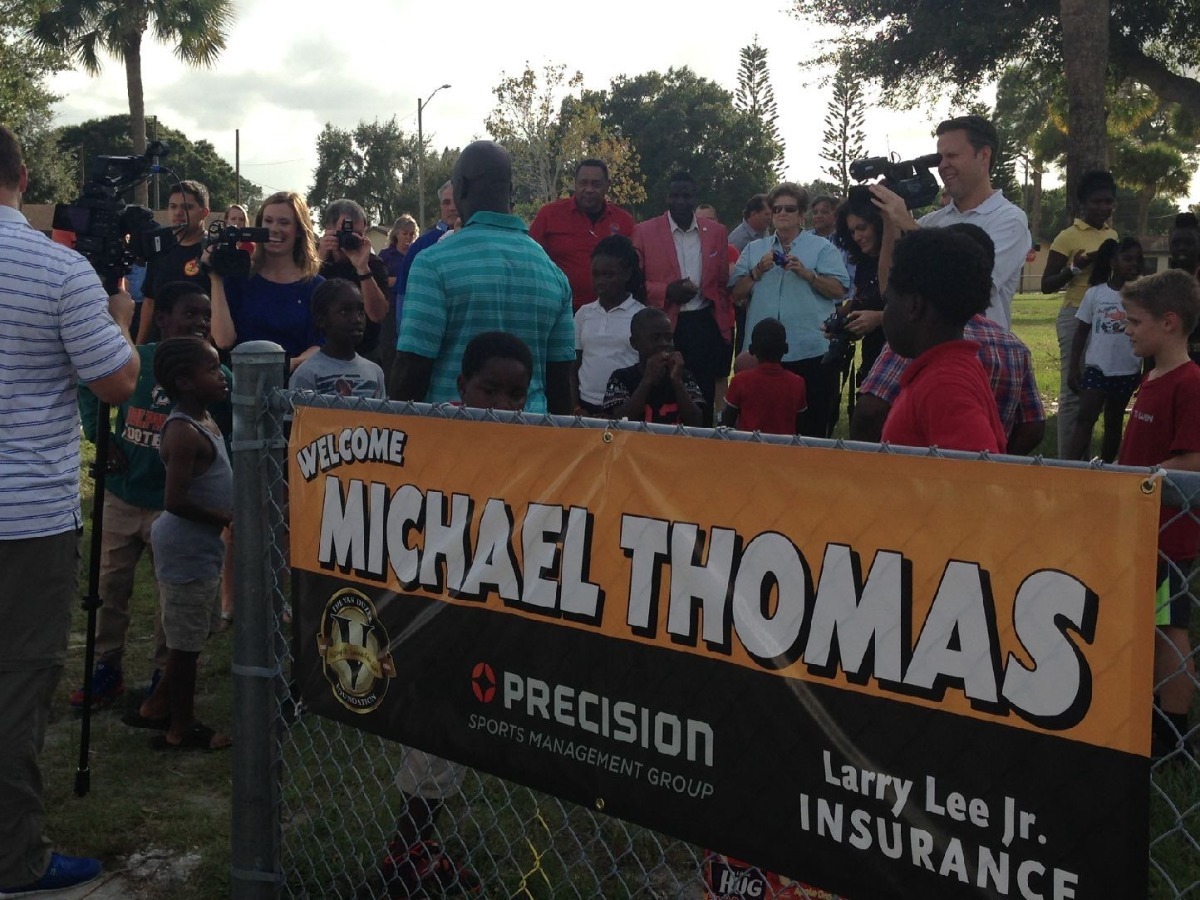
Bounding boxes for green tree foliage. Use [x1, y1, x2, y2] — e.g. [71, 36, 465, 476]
[1107, 86, 1200, 236]
[1037, 185, 1177, 244]
[29, 0, 234, 205]
[0, 4, 74, 202]
[486, 63, 582, 208]
[307, 118, 421, 226]
[587, 67, 782, 223]
[56, 115, 260, 213]
[996, 69, 1200, 236]
[789, 0, 1200, 119]
[0, 4, 61, 124]
[993, 63, 1069, 242]
[819, 54, 865, 196]
[486, 63, 644, 219]
[735, 38, 785, 177]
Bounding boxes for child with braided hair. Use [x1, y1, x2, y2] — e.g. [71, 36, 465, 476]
[135, 336, 233, 751]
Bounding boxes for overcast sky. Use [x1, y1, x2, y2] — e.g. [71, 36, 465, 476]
[47, 0, 1190, 216]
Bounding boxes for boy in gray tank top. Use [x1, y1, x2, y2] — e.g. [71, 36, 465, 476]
[135, 337, 233, 751]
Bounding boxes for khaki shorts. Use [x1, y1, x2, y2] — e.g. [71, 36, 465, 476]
[160, 577, 220, 652]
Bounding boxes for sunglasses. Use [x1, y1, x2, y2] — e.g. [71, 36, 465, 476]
[772, 204, 799, 213]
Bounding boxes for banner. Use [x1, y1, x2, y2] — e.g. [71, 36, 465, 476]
[288, 405, 1158, 898]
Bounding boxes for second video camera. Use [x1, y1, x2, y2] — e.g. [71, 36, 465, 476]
[202, 223, 271, 279]
[848, 153, 942, 210]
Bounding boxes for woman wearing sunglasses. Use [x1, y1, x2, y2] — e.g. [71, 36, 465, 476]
[730, 182, 851, 438]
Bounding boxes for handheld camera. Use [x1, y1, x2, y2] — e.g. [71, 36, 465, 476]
[202, 223, 271, 279]
[848, 153, 943, 210]
[337, 218, 364, 251]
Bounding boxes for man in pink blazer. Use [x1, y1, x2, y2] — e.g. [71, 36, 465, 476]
[632, 171, 733, 424]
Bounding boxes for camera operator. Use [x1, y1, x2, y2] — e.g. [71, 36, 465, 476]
[831, 187, 887, 377]
[135, 179, 211, 343]
[869, 115, 1030, 332]
[0, 125, 139, 895]
[317, 199, 389, 362]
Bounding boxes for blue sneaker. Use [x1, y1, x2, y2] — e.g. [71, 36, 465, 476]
[0, 852, 102, 897]
[68, 662, 124, 710]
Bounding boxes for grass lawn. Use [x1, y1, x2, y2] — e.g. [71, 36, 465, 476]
[44, 304, 1199, 898]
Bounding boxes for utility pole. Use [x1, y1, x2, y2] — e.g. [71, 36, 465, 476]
[417, 84, 451, 228]
[150, 116, 159, 209]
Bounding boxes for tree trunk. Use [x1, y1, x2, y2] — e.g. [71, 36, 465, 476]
[1059, 0, 1109, 219]
[123, 29, 147, 207]
[1030, 167, 1044, 245]
[1137, 186, 1154, 237]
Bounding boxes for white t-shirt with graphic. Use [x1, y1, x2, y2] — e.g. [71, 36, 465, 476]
[1075, 283, 1140, 377]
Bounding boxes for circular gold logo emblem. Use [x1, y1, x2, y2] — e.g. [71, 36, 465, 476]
[316, 588, 395, 713]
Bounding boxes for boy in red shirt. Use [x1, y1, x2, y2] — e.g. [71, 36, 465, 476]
[1116, 269, 1200, 762]
[880, 228, 1007, 453]
[720, 318, 807, 435]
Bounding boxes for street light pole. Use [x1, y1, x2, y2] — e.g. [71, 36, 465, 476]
[417, 84, 452, 228]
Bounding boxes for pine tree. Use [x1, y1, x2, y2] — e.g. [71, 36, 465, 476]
[819, 55, 866, 196]
[735, 38, 785, 176]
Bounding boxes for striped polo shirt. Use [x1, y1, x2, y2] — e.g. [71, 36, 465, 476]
[0, 205, 134, 540]
[397, 210, 575, 412]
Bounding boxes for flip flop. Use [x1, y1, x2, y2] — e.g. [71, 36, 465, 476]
[121, 710, 171, 731]
[149, 722, 231, 753]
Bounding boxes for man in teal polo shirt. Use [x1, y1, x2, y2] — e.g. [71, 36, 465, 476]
[391, 140, 575, 414]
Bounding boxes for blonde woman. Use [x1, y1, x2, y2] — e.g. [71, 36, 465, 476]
[381, 214, 419, 289]
[223, 203, 258, 254]
[209, 190, 324, 372]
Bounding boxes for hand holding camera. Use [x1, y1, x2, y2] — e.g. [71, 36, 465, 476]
[850, 152, 942, 210]
[202, 223, 271, 279]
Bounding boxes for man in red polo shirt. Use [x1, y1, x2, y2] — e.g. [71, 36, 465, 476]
[530, 158, 636, 311]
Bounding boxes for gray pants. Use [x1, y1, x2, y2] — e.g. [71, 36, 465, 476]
[1056, 304, 1085, 457]
[0, 530, 79, 887]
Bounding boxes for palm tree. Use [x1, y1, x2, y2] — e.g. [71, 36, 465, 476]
[30, 0, 234, 206]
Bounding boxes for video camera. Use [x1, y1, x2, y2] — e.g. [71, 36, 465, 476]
[52, 140, 177, 291]
[848, 153, 942, 210]
[202, 223, 271, 279]
[821, 308, 854, 366]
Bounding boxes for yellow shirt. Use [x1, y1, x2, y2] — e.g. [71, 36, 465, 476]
[1048, 219, 1119, 308]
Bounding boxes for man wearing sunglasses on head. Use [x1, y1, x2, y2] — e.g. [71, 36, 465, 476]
[730, 182, 850, 438]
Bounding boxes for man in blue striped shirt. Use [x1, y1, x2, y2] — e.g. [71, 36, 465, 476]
[0, 125, 140, 895]
[391, 140, 575, 414]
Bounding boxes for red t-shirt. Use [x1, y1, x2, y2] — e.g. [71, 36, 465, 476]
[1118, 360, 1200, 561]
[882, 340, 1008, 453]
[529, 198, 636, 310]
[724, 362, 807, 435]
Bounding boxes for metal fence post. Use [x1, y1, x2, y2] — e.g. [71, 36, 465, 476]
[231, 342, 287, 900]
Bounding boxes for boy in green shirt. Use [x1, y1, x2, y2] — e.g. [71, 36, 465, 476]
[72, 281, 230, 711]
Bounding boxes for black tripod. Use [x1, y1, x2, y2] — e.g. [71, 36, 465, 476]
[75, 397, 113, 799]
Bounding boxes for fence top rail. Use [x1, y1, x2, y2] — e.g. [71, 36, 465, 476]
[271, 388, 1200, 501]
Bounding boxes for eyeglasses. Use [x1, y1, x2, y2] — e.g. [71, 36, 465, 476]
[772, 204, 799, 213]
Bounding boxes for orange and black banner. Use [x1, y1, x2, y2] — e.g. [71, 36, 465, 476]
[289, 406, 1158, 898]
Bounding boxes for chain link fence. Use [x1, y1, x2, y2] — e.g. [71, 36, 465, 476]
[228, 343, 1200, 900]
